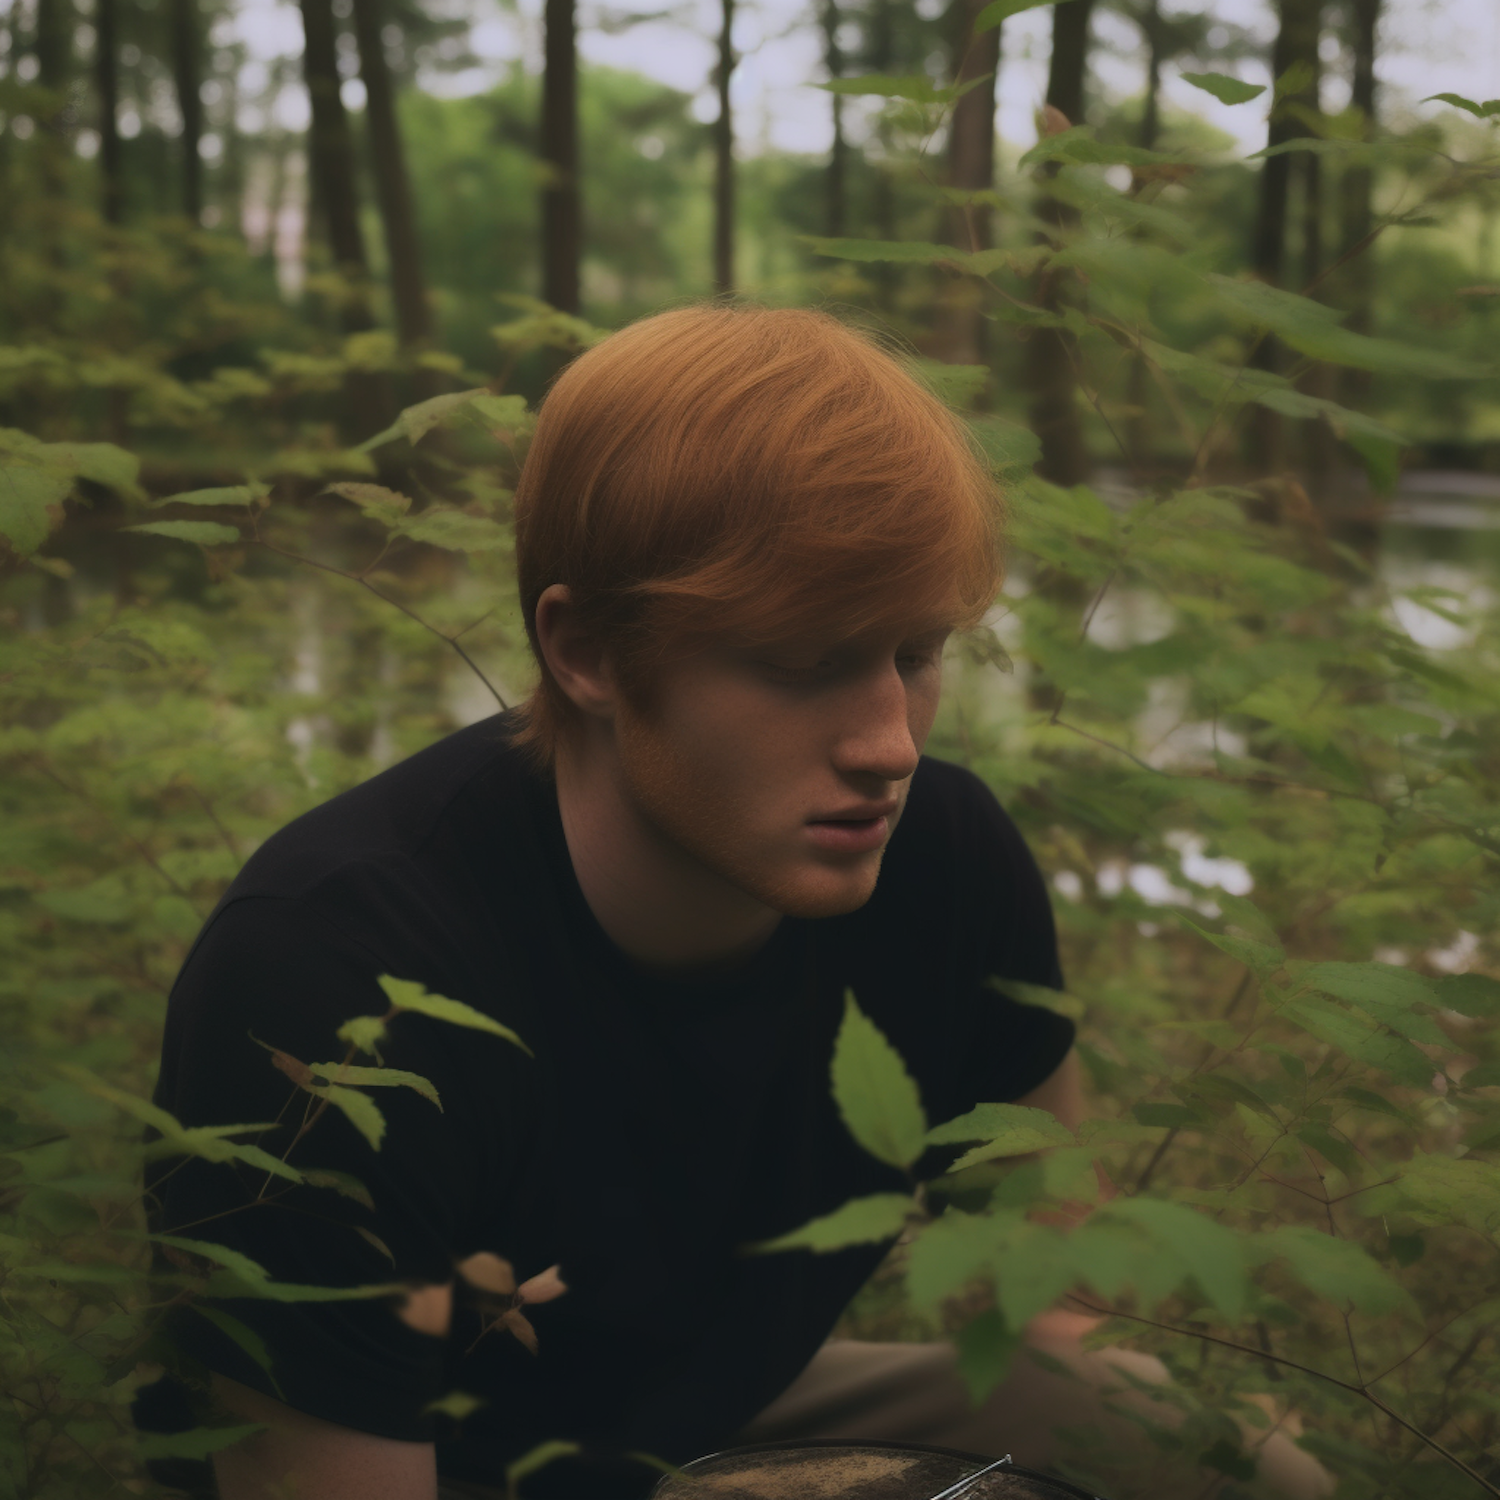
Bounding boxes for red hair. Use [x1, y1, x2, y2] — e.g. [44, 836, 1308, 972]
[511, 303, 1002, 766]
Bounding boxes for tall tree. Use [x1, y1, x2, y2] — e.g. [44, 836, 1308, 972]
[821, 0, 847, 238]
[1339, 0, 1380, 338]
[932, 0, 1000, 366]
[298, 0, 374, 327]
[712, 0, 736, 295]
[94, 0, 123, 223]
[170, 0, 204, 222]
[1249, 0, 1323, 476]
[352, 0, 432, 348]
[1024, 0, 1096, 485]
[540, 0, 580, 314]
[34, 0, 70, 95]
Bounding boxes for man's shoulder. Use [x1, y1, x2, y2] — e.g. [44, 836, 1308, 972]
[227, 711, 535, 906]
[901, 753, 1014, 845]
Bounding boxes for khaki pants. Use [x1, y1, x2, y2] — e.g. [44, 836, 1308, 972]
[439, 1312, 1335, 1500]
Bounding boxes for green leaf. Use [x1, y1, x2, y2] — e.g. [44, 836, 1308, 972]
[1131, 1102, 1203, 1128]
[190, 1304, 282, 1390]
[336, 1014, 389, 1055]
[830, 990, 928, 1169]
[974, 0, 1081, 34]
[910, 360, 989, 408]
[1294, 1122, 1362, 1178]
[1019, 127, 1183, 170]
[155, 1234, 406, 1303]
[308, 1082, 387, 1151]
[325, 482, 412, 526]
[954, 1308, 1022, 1402]
[904, 1210, 995, 1311]
[1421, 92, 1500, 119]
[1255, 1225, 1417, 1315]
[1335, 1086, 1416, 1130]
[1436, 974, 1500, 1018]
[746, 1192, 917, 1253]
[1278, 997, 1435, 1087]
[1294, 962, 1451, 1046]
[818, 73, 988, 106]
[927, 1102, 1075, 1170]
[301, 1168, 375, 1210]
[377, 976, 533, 1056]
[358, 388, 491, 452]
[506, 1440, 582, 1492]
[1360, 1152, 1500, 1240]
[308, 1062, 441, 1110]
[126, 520, 241, 546]
[1175, 912, 1284, 976]
[425, 1390, 487, 1421]
[1096, 1197, 1249, 1319]
[136, 1424, 266, 1461]
[1180, 71, 1265, 105]
[149, 484, 269, 508]
[0, 462, 72, 556]
[394, 510, 510, 553]
[969, 415, 1042, 475]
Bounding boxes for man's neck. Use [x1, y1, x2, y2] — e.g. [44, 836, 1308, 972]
[552, 733, 782, 978]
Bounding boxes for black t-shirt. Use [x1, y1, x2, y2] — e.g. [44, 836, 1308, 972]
[142, 712, 1073, 1495]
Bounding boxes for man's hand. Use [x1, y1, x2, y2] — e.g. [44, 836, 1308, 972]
[211, 1374, 439, 1500]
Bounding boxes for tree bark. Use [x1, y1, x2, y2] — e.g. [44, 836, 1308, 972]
[1340, 0, 1379, 338]
[1024, 0, 1095, 486]
[869, 0, 897, 306]
[540, 0, 580, 314]
[94, 0, 122, 223]
[352, 0, 432, 346]
[298, 0, 373, 325]
[1139, 0, 1162, 149]
[34, 0, 70, 94]
[170, 0, 203, 223]
[931, 0, 1000, 367]
[821, 0, 846, 238]
[713, 0, 735, 295]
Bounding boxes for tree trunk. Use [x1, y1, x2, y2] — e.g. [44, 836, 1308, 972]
[540, 0, 580, 314]
[932, 0, 999, 367]
[1340, 0, 1379, 338]
[352, 0, 432, 347]
[298, 0, 372, 318]
[1024, 0, 1094, 486]
[34, 0, 69, 94]
[821, 0, 846, 238]
[713, 0, 735, 295]
[869, 0, 897, 306]
[1248, 0, 1321, 477]
[170, 0, 203, 223]
[1139, 0, 1161, 149]
[95, 0, 123, 224]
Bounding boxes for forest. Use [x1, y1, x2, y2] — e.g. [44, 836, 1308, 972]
[2, 0, 1500, 1495]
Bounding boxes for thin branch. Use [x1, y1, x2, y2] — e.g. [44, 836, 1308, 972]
[254, 534, 509, 711]
[1060, 1294, 1500, 1497]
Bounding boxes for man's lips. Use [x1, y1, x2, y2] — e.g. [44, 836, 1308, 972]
[805, 801, 899, 855]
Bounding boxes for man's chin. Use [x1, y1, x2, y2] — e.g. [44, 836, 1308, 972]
[760, 860, 884, 920]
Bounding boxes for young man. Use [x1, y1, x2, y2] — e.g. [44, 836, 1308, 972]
[139, 305, 1325, 1500]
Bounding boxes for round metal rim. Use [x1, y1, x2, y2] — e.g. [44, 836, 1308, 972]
[650, 1436, 1105, 1500]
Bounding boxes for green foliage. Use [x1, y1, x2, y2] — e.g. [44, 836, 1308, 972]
[4, 24, 1500, 1500]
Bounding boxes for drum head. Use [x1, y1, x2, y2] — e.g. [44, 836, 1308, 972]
[649, 1439, 1104, 1500]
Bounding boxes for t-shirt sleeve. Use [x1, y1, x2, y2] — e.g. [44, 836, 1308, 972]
[147, 895, 500, 1442]
[959, 772, 1076, 1103]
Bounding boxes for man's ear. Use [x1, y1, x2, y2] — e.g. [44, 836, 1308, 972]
[533, 584, 618, 720]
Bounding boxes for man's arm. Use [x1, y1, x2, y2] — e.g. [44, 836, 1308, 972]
[212, 1374, 438, 1500]
[1009, 1045, 1085, 1133]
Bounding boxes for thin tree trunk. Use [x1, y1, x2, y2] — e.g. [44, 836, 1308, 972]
[95, 0, 123, 224]
[869, 0, 897, 306]
[1139, 0, 1161, 149]
[933, 0, 1000, 367]
[540, 0, 580, 314]
[1128, 0, 1163, 465]
[713, 0, 735, 295]
[1024, 0, 1094, 486]
[35, 0, 69, 94]
[170, 0, 203, 223]
[1248, 0, 1320, 477]
[821, 0, 846, 238]
[352, 0, 431, 347]
[299, 0, 371, 313]
[1340, 0, 1380, 340]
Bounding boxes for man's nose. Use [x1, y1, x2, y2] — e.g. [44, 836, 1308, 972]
[831, 663, 921, 784]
